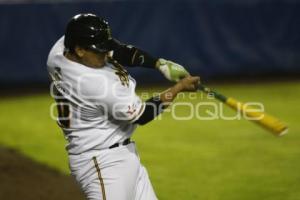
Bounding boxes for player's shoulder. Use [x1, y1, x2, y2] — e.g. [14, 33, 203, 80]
[47, 36, 65, 69]
[46, 36, 92, 77]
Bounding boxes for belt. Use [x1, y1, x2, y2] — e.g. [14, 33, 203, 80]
[109, 138, 131, 149]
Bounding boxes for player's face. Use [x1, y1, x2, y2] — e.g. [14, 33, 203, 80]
[75, 47, 108, 68]
[81, 49, 108, 68]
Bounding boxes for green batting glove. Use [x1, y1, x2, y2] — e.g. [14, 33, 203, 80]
[156, 58, 190, 82]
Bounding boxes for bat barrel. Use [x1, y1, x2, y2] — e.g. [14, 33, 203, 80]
[198, 85, 288, 136]
[226, 97, 288, 136]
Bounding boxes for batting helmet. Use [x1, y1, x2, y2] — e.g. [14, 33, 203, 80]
[64, 13, 118, 53]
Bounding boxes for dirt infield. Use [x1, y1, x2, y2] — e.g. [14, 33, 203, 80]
[0, 146, 84, 200]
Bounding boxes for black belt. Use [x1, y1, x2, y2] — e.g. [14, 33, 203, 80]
[109, 138, 131, 149]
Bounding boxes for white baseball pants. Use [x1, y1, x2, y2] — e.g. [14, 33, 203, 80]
[68, 142, 158, 200]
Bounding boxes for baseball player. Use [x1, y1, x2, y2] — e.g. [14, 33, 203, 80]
[47, 13, 200, 200]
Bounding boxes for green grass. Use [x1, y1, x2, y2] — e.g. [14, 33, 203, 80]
[0, 81, 300, 200]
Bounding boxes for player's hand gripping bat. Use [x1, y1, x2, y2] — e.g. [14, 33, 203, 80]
[198, 85, 288, 136]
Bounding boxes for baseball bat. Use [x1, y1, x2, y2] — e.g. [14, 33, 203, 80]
[198, 85, 288, 136]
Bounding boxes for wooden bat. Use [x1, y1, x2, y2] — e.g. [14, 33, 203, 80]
[198, 85, 288, 136]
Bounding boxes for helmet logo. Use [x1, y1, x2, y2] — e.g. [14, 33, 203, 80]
[107, 28, 112, 40]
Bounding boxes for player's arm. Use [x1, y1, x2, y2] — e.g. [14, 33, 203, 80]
[134, 76, 200, 125]
[112, 40, 157, 68]
[112, 40, 190, 82]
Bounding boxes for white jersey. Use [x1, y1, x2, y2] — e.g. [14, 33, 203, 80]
[47, 37, 145, 155]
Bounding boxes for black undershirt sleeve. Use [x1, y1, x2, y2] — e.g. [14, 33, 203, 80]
[112, 40, 158, 68]
[134, 97, 165, 125]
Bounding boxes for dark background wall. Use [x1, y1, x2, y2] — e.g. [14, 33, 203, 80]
[1, 0, 299, 86]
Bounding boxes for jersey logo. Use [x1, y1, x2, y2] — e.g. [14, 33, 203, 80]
[126, 104, 137, 115]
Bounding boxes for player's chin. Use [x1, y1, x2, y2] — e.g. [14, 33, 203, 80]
[95, 58, 107, 67]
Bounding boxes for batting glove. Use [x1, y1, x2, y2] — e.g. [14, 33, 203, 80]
[156, 58, 190, 82]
